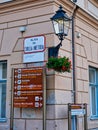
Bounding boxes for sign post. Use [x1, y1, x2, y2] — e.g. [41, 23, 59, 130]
[10, 67, 46, 130]
[68, 103, 88, 130]
[43, 69, 46, 130]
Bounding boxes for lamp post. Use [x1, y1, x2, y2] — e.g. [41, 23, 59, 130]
[50, 4, 77, 103]
[50, 5, 78, 130]
[48, 6, 71, 58]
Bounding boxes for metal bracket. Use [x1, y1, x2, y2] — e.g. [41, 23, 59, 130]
[48, 41, 62, 58]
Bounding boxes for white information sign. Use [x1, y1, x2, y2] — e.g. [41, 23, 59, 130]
[23, 52, 44, 63]
[24, 36, 45, 53]
[23, 35, 45, 63]
[71, 109, 85, 116]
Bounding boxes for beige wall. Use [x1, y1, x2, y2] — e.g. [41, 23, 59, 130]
[0, 0, 97, 130]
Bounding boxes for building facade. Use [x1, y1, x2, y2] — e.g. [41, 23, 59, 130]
[0, 0, 98, 130]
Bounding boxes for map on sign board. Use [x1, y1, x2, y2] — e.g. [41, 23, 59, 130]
[23, 35, 45, 63]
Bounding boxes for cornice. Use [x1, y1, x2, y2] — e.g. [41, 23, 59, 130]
[59, 0, 98, 29]
[76, 7, 98, 29]
[0, 0, 54, 14]
[89, 0, 98, 7]
[0, 0, 97, 29]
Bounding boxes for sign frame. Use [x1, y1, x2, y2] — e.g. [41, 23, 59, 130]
[10, 67, 46, 130]
[23, 35, 46, 63]
[68, 103, 88, 130]
[24, 35, 46, 54]
[13, 67, 44, 108]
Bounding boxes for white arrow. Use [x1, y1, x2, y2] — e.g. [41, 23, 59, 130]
[39, 97, 43, 101]
[40, 103, 42, 107]
[14, 92, 17, 95]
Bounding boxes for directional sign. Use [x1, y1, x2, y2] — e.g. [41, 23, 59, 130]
[69, 104, 86, 116]
[13, 67, 43, 108]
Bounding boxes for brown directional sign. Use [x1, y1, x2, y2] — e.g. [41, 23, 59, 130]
[70, 104, 85, 109]
[13, 67, 43, 108]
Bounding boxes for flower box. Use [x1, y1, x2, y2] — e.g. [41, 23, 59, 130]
[46, 56, 71, 73]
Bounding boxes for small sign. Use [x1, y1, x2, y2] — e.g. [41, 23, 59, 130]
[69, 104, 86, 116]
[70, 104, 84, 109]
[23, 52, 44, 63]
[24, 35, 45, 53]
[23, 35, 45, 63]
[71, 109, 85, 116]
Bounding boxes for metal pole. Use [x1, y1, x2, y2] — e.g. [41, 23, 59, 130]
[68, 104, 72, 130]
[10, 69, 14, 130]
[84, 104, 88, 130]
[72, 14, 76, 104]
[71, 5, 79, 130]
[43, 68, 46, 130]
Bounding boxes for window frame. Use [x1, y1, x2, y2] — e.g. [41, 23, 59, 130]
[89, 67, 98, 119]
[0, 61, 7, 122]
[0, 0, 12, 4]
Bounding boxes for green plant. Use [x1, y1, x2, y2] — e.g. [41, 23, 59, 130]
[46, 56, 71, 73]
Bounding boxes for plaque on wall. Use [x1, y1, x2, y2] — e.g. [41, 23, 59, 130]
[23, 35, 45, 63]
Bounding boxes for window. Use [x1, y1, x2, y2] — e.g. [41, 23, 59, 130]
[0, 0, 12, 4]
[0, 61, 7, 121]
[88, 1, 98, 18]
[71, 0, 85, 8]
[89, 67, 98, 118]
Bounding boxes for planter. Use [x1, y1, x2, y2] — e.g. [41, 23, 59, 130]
[46, 56, 71, 73]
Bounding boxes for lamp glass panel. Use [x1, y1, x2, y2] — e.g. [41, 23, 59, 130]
[64, 20, 70, 36]
[53, 19, 64, 35]
[52, 21, 59, 34]
[58, 19, 64, 34]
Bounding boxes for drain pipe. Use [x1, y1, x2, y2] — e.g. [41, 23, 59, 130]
[71, 4, 79, 105]
[71, 4, 79, 130]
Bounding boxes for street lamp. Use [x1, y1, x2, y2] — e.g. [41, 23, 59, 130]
[48, 6, 71, 58]
[51, 5, 70, 42]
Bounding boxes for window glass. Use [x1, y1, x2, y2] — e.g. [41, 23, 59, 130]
[88, 1, 98, 18]
[89, 68, 96, 84]
[91, 86, 96, 115]
[89, 67, 98, 118]
[0, 83, 6, 118]
[0, 0, 12, 3]
[2, 63, 7, 79]
[71, 0, 85, 8]
[0, 61, 7, 119]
